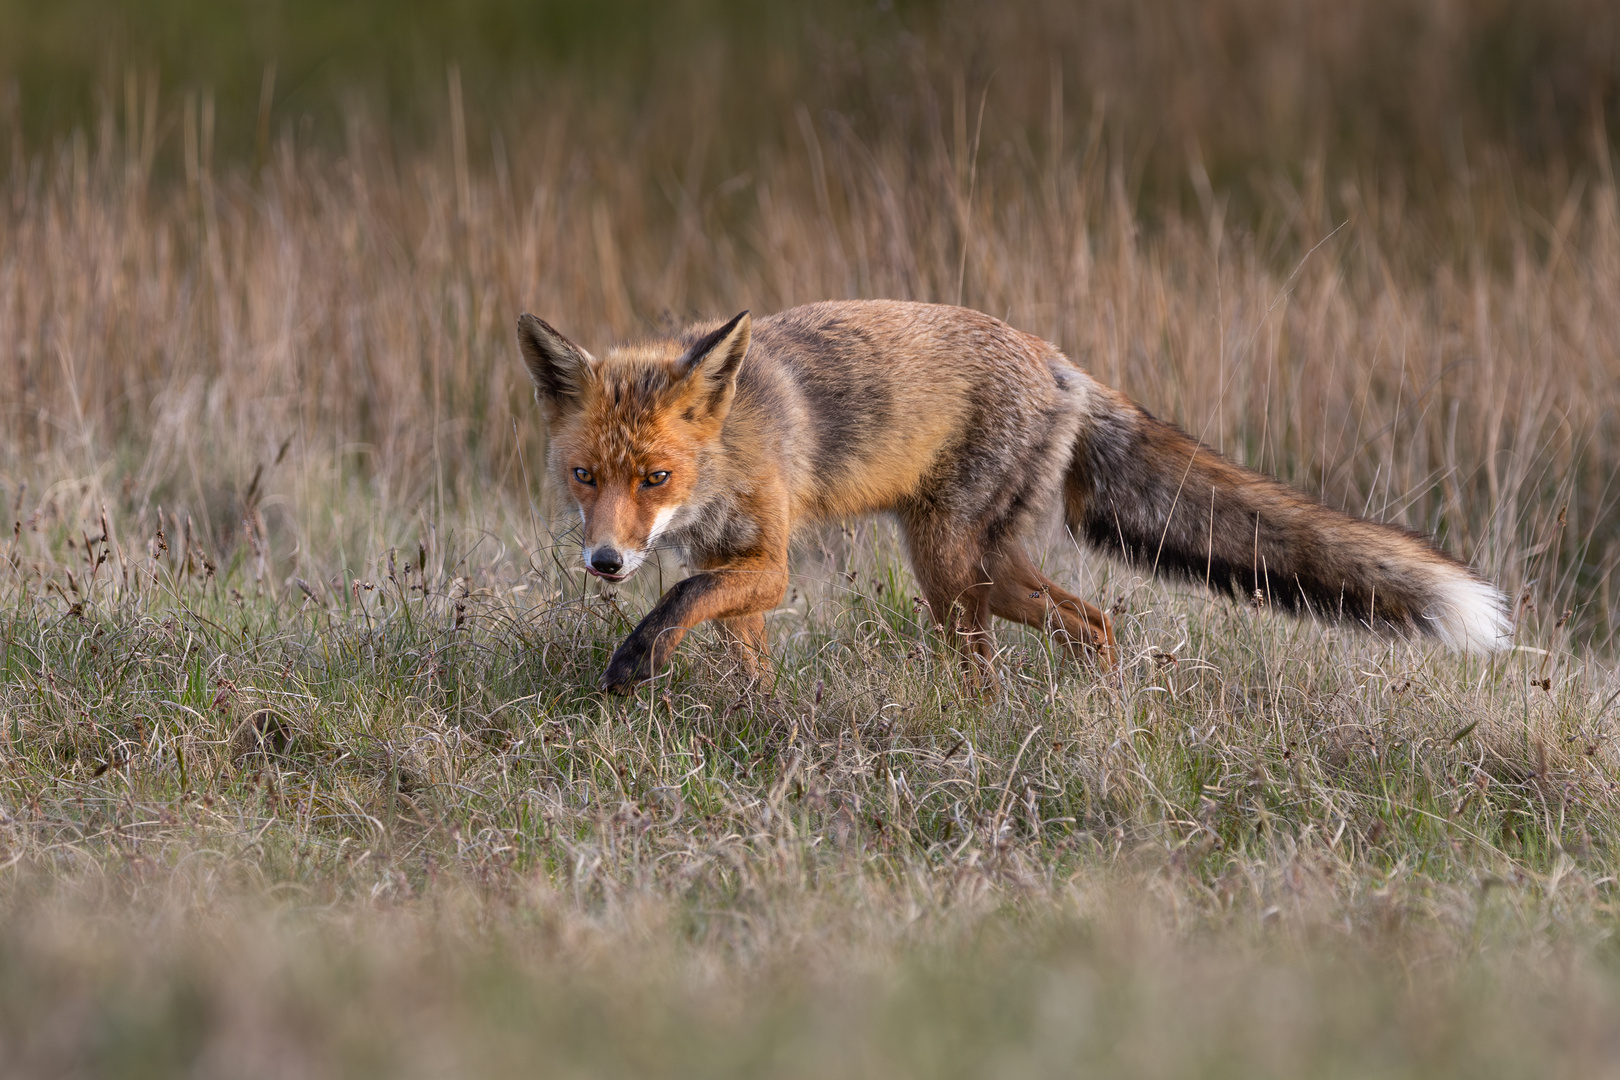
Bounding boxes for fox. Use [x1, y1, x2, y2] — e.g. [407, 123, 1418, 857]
[515, 300, 1511, 693]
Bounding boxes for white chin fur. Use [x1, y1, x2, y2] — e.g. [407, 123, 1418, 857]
[1425, 570, 1513, 653]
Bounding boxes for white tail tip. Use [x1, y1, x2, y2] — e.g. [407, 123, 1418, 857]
[1426, 571, 1514, 654]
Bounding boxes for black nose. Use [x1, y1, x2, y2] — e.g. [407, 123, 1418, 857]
[590, 546, 623, 575]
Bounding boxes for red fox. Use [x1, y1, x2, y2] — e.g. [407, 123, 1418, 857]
[516, 300, 1511, 692]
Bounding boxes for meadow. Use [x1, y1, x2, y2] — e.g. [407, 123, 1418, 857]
[5, 2, 1620, 1075]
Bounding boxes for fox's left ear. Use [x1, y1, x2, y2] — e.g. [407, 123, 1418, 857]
[675, 310, 751, 420]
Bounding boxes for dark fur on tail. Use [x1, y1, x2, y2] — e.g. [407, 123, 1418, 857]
[1066, 391, 1510, 652]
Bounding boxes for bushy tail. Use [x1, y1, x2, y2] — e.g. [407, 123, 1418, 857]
[1066, 389, 1512, 653]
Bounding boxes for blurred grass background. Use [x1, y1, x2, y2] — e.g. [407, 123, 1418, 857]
[4, 0, 1616, 208]
[5, 0, 1620, 640]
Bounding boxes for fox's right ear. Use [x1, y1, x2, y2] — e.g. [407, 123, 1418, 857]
[517, 314, 596, 419]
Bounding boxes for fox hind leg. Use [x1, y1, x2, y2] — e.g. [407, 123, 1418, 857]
[987, 547, 1116, 670]
[901, 527, 998, 690]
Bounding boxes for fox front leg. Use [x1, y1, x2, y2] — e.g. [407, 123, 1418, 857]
[600, 556, 788, 693]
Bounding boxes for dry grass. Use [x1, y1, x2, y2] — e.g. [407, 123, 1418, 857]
[5, 514, 1620, 1076]
[6, 59, 1619, 638]
[4, 10, 1620, 1074]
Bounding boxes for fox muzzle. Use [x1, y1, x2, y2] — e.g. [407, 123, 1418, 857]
[583, 541, 653, 582]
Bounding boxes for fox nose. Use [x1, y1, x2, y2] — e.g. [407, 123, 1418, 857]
[589, 546, 623, 576]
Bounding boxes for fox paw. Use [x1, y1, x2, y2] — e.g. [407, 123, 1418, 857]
[600, 644, 653, 694]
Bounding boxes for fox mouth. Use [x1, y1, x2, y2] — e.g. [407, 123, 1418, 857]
[586, 566, 630, 582]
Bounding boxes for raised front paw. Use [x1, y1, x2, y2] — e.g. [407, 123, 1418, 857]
[600, 639, 654, 694]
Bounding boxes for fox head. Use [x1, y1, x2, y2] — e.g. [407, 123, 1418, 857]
[516, 310, 751, 581]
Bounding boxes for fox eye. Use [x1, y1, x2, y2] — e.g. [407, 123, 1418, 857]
[644, 471, 670, 487]
[572, 467, 595, 485]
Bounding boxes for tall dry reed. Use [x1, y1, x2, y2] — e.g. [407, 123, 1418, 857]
[2, 79, 1617, 640]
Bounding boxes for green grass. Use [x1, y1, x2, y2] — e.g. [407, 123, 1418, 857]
[3, 499, 1619, 1076]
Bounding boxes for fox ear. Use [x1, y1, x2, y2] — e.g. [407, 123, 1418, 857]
[517, 314, 595, 419]
[675, 310, 751, 419]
